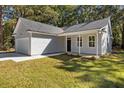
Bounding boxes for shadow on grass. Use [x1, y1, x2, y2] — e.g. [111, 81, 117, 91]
[49, 54, 124, 88]
[112, 51, 124, 54]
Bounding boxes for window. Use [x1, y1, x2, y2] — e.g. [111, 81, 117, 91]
[89, 36, 95, 47]
[77, 36, 83, 47]
[77, 37, 79, 47]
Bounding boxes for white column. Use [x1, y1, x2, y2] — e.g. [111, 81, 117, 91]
[79, 34, 80, 55]
[29, 32, 32, 55]
[65, 35, 67, 53]
[96, 31, 99, 58]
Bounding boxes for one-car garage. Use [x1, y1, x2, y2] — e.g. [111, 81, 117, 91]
[15, 34, 65, 56]
[14, 18, 65, 56]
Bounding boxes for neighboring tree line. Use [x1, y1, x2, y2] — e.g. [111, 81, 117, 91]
[1, 5, 124, 50]
[0, 6, 3, 49]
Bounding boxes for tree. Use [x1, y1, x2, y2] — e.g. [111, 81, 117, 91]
[0, 6, 3, 49]
[13, 6, 59, 25]
[119, 9, 124, 49]
[3, 19, 16, 50]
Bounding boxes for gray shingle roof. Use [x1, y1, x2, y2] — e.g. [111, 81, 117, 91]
[14, 17, 110, 35]
[64, 17, 110, 33]
[13, 18, 64, 35]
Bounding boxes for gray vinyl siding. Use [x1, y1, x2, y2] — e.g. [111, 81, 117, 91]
[107, 21, 112, 52]
[31, 33, 65, 55]
[15, 33, 30, 39]
[14, 19, 30, 39]
[101, 29, 107, 55]
[15, 37, 30, 55]
[101, 24, 112, 54]
[70, 31, 102, 55]
[14, 31, 31, 55]
[14, 28, 30, 39]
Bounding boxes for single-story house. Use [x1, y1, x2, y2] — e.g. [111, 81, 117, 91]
[13, 17, 112, 57]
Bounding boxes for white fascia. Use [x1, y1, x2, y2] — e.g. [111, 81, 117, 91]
[58, 29, 100, 36]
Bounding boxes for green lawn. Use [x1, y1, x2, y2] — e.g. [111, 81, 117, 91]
[0, 52, 124, 88]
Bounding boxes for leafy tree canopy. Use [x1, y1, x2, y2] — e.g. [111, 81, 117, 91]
[2, 5, 124, 50]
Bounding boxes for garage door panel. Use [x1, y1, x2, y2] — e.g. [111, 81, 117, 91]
[31, 37, 52, 55]
[31, 36, 65, 55]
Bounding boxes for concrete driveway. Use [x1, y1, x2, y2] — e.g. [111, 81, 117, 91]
[0, 52, 63, 62]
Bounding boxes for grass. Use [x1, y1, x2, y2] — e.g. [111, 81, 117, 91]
[0, 51, 124, 87]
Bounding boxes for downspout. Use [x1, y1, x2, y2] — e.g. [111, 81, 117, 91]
[29, 32, 32, 56]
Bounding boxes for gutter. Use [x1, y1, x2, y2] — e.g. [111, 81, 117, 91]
[27, 30, 59, 36]
[58, 29, 100, 36]
[12, 27, 106, 37]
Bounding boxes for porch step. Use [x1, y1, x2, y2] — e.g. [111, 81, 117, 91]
[66, 52, 100, 58]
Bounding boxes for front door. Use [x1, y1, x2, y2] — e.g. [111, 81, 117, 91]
[67, 38, 71, 52]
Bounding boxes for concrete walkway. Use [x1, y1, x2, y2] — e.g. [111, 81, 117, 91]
[0, 52, 63, 62]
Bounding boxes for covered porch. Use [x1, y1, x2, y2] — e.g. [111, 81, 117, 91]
[60, 29, 102, 58]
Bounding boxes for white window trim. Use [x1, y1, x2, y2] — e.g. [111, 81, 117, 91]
[88, 35, 96, 48]
[76, 35, 83, 48]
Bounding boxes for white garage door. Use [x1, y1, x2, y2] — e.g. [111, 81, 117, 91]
[31, 37, 52, 55]
[15, 37, 29, 55]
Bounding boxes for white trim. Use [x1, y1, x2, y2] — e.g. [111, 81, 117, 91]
[27, 31, 58, 36]
[58, 29, 99, 36]
[13, 18, 21, 35]
[15, 28, 100, 37]
[96, 31, 99, 57]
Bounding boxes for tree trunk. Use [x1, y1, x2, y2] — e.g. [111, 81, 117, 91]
[121, 23, 124, 50]
[0, 6, 3, 50]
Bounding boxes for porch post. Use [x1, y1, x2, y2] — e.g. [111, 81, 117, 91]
[65, 35, 67, 53]
[96, 31, 99, 58]
[79, 34, 80, 55]
[29, 32, 32, 55]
